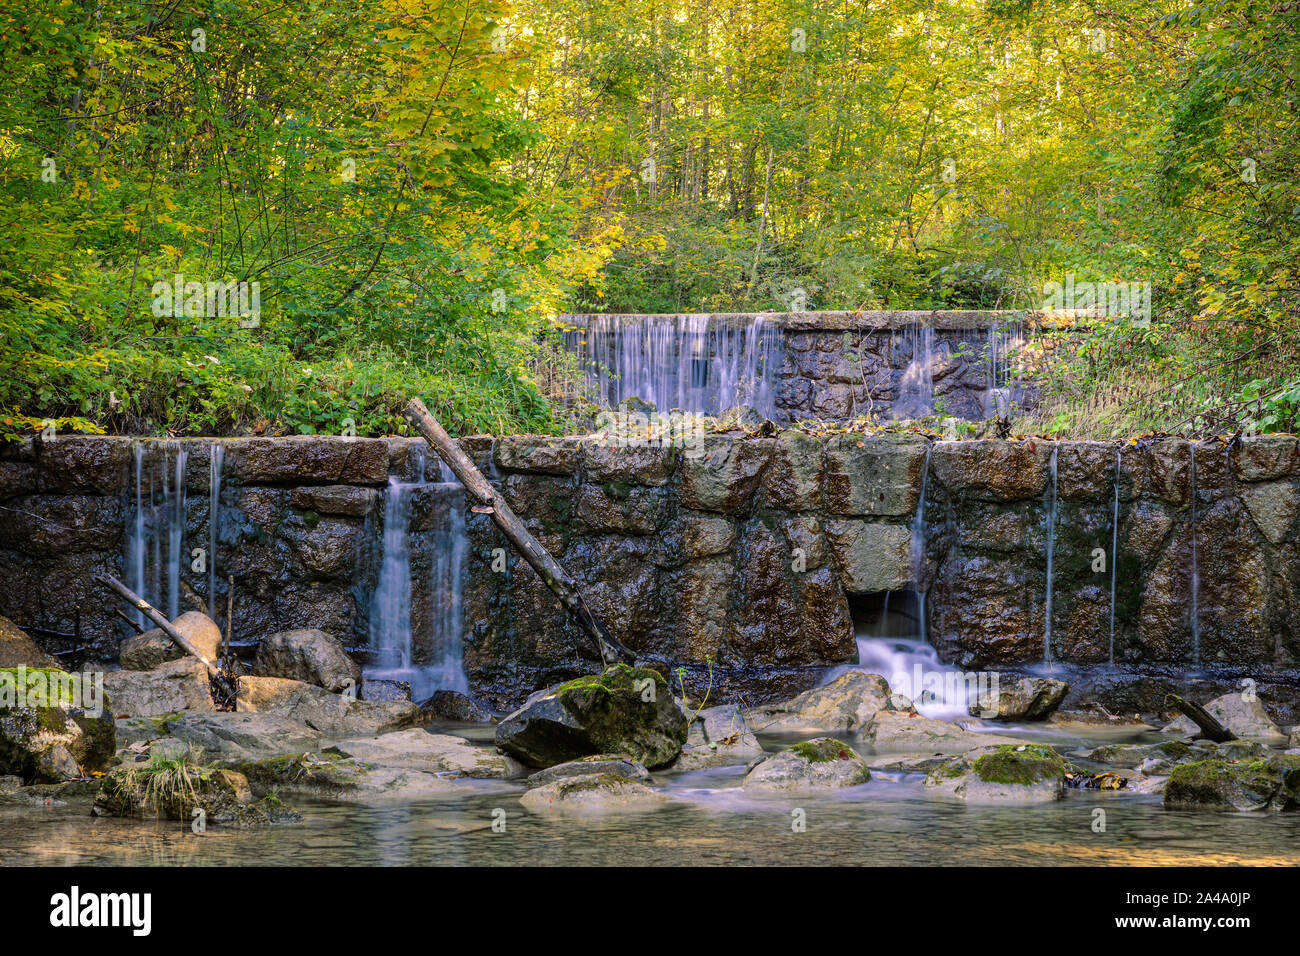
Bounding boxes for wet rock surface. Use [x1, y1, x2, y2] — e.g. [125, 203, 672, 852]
[495, 664, 688, 768]
[741, 737, 871, 791]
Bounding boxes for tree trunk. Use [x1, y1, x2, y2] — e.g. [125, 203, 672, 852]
[403, 398, 636, 668]
[1166, 694, 1237, 742]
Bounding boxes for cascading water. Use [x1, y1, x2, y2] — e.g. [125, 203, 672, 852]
[1189, 443, 1200, 667]
[1043, 443, 1058, 665]
[982, 320, 1024, 418]
[564, 314, 783, 418]
[367, 454, 469, 701]
[124, 441, 189, 626]
[1108, 447, 1121, 666]
[837, 593, 989, 721]
[167, 448, 188, 621]
[909, 443, 933, 645]
[895, 325, 935, 418]
[208, 443, 224, 620]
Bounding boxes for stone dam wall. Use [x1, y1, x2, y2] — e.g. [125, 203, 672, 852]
[562, 310, 1039, 422]
[2, 433, 1299, 713]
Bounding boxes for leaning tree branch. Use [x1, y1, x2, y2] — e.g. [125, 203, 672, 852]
[404, 397, 636, 668]
[97, 573, 238, 703]
[1166, 693, 1237, 743]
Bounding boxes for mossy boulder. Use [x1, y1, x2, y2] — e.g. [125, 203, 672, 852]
[924, 744, 1065, 802]
[741, 736, 871, 791]
[1164, 755, 1300, 811]
[94, 761, 299, 827]
[0, 668, 115, 783]
[495, 664, 688, 768]
[520, 771, 671, 815]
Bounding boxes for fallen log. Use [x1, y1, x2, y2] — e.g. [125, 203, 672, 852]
[97, 573, 239, 703]
[1166, 693, 1236, 742]
[404, 397, 636, 667]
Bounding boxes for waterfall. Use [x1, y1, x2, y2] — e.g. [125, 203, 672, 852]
[426, 479, 469, 695]
[370, 477, 418, 674]
[982, 321, 1022, 417]
[1108, 447, 1121, 666]
[124, 441, 189, 627]
[564, 314, 783, 417]
[1044, 443, 1058, 665]
[910, 444, 933, 645]
[368, 457, 470, 701]
[167, 448, 188, 621]
[895, 325, 935, 418]
[208, 443, 224, 621]
[1189, 443, 1200, 667]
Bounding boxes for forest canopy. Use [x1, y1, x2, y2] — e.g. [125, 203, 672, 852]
[2, 0, 1298, 438]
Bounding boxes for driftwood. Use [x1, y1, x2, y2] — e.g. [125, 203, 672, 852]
[404, 397, 636, 667]
[1166, 694, 1237, 742]
[97, 573, 238, 703]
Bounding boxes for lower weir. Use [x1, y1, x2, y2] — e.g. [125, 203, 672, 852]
[2, 432, 1298, 717]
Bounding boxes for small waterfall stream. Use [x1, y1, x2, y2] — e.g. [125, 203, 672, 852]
[125, 441, 190, 627]
[909, 444, 933, 645]
[1189, 443, 1200, 667]
[367, 454, 470, 700]
[895, 325, 935, 418]
[565, 314, 782, 417]
[1108, 447, 1121, 666]
[208, 443, 224, 620]
[1043, 443, 1058, 665]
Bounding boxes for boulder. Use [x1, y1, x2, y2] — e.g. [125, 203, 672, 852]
[741, 737, 871, 791]
[520, 772, 672, 815]
[327, 728, 522, 779]
[859, 710, 1017, 753]
[103, 658, 216, 717]
[527, 755, 651, 787]
[972, 676, 1070, 721]
[743, 671, 897, 734]
[236, 676, 422, 738]
[226, 750, 464, 802]
[674, 703, 764, 771]
[0, 668, 115, 783]
[924, 744, 1065, 803]
[94, 763, 299, 827]
[1079, 739, 1269, 776]
[251, 628, 361, 693]
[116, 712, 322, 761]
[361, 679, 412, 703]
[1160, 692, 1285, 741]
[0, 617, 60, 669]
[119, 611, 222, 671]
[419, 690, 495, 722]
[1164, 755, 1300, 811]
[495, 664, 688, 768]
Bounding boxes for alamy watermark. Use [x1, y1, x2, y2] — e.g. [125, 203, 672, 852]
[886, 664, 1001, 719]
[592, 405, 706, 460]
[1041, 273, 1151, 327]
[0, 666, 105, 718]
[151, 273, 261, 328]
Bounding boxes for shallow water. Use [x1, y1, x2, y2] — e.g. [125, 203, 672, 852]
[6, 743, 1300, 867]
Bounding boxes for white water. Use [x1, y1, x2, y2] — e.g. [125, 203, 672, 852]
[566, 314, 783, 417]
[1108, 447, 1121, 666]
[1043, 443, 1058, 665]
[909, 444, 932, 645]
[982, 321, 1024, 417]
[124, 442, 189, 626]
[368, 456, 470, 700]
[852, 635, 980, 721]
[1189, 443, 1200, 667]
[208, 443, 224, 620]
[895, 325, 935, 418]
